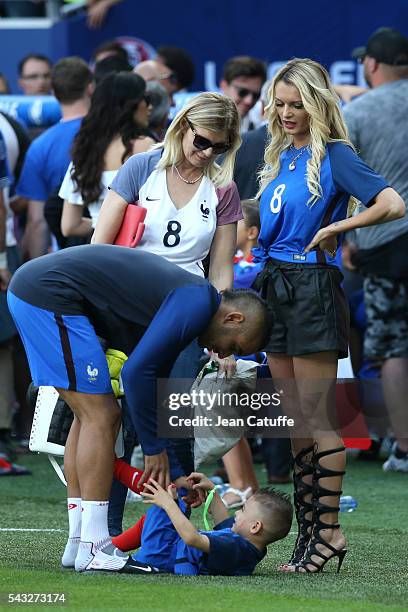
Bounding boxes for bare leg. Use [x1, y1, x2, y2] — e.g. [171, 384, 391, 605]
[382, 358, 408, 453]
[267, 354, 314, 568]
[284, 352, 346, 572]
[267, 353, 314, 453]
[57, 389, 121, 500]
[0, 342, 14, 434]
[221, 438, 259, 505]
[63, 415, 81, 499]
[13, 337, 33, 440]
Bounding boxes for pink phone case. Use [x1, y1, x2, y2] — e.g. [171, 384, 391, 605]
[114, 203, 147, 248]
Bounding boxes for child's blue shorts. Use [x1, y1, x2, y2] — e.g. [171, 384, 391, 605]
[133, 497, 200, 574]
[7, 292, 112, 394]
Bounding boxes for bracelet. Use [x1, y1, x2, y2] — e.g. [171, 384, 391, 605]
[0, 251, 7, 268]
[203, 487, 217, 530]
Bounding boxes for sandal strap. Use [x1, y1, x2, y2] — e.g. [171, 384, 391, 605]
[220, 486, 252, 507]
[296, 531, 343, 572]
[315, 466, 345, 479]
[314, 446, 345, 461]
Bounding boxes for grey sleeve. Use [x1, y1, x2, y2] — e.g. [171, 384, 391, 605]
[109, 149, 162, 203]
[343, 104, 360, 149]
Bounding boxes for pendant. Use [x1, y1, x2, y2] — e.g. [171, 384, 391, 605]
[289, 161, 296, 171]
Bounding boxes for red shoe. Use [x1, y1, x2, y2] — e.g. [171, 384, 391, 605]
[0, 455, 31, 476]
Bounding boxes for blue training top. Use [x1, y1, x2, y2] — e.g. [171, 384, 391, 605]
[17, 118, 82, 200]
[254, 142, 387, 265]
[8, 245, 220, 465]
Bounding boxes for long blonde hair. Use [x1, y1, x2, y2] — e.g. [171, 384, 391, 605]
[258, 58, 357, 213]
[155, 92, 241, 188]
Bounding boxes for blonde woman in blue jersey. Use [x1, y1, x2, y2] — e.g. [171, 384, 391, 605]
[255, 58, 404, 573]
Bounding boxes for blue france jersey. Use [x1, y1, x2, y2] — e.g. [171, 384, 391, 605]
[134, 504, 265, 576]
[174, 517, 266, 576]
[254, 142, 387, 265]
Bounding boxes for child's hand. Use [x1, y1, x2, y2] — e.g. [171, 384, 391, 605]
[182, 488, 206, 509]
[186, 472, 215, 493]
[141, 479, 177, 509]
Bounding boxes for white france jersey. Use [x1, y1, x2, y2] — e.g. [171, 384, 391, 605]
[110, 149, 242, 277]
[59, 162, 117, 229]
[137, 168, 218, 276]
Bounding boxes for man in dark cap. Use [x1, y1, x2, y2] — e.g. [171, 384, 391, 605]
[344, 28, 408, 473]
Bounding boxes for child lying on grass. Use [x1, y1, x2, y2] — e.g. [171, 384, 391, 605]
[112, 463, 293, 576]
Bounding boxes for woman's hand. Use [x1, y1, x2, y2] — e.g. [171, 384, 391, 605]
[304, 224, 338, 255]
[211, 352, 237, 378]
[318, 233, 338, 258]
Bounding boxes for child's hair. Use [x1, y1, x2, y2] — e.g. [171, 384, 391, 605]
[252, 488, 293, 544]
[241, 199, 260, 231]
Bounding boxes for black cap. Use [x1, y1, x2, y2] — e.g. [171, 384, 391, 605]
[352, 27, 408, 66]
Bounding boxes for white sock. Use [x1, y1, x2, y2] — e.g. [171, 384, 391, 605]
[75, 500, 110, 571]
[75, 501, 127, 572]
[61, 497, 82, 568]
[81, 500, 110, 544]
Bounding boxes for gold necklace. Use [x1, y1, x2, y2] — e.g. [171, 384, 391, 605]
[174, 165, 203, 184]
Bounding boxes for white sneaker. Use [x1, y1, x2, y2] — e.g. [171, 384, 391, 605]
[75, 539, 128, 572]
[383, 443, 408, 473]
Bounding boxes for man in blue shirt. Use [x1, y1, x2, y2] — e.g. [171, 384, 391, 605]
[17, 57, 93, 259]
[7, 245, 271, 574]
[137, 472, 292, 576]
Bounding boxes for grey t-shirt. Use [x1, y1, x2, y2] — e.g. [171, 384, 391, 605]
[343, 80, 408, 249]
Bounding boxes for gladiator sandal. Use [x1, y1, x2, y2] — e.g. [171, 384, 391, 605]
[295, 446, 347, 573]
[285, 445, 315, 565]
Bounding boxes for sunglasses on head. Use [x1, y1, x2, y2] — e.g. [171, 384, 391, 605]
[232, 84, 261, 102]
[187, 120, 231, 154]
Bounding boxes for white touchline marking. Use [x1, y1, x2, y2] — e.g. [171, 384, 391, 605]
[0, 528, 299, 535]
[0, 528, 65, 532]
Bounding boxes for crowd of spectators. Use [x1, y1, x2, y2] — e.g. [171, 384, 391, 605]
[0, 28, 407, 504]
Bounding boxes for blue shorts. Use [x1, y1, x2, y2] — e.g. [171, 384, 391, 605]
[133, 498, 199, 574]
[133, 503, 182, 572]
[7, 292, 112, 394]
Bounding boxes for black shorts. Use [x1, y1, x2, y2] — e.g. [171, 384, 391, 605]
[254, 259, 349, 358]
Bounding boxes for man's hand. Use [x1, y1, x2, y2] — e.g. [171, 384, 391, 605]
[141, 479, 177, 509]
[139, 450, 170, 489]
[210, 352, 236, 378]
[0, 267, 11, 291]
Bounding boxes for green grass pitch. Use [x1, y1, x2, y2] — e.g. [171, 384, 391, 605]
[1, 453, 407, 611]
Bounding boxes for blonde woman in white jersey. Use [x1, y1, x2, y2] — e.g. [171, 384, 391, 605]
[93, 92, 243, 375]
